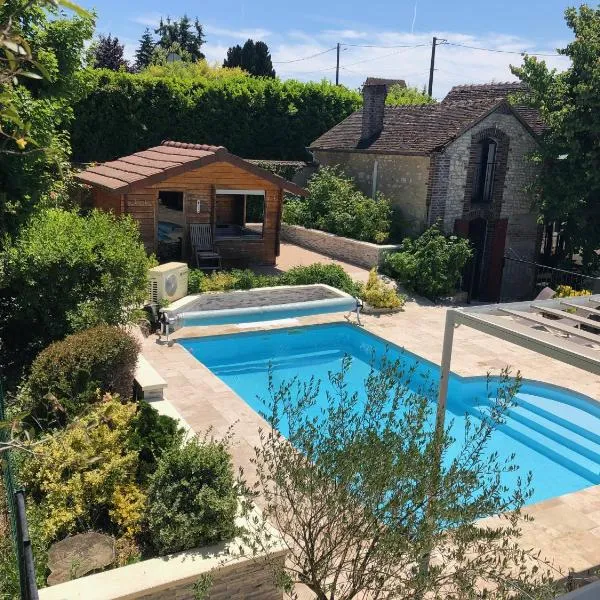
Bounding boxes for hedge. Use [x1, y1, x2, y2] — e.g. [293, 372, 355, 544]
[71, 69, 361, 162]
[25, 325, 140, 428]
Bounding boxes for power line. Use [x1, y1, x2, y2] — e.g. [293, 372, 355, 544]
[342, 42, 429, 48]
[443, 41, 560, 57]
[272, 46, 337, 64]
[340, 44, 428, 69]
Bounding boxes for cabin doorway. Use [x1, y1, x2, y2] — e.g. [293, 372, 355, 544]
[157, 191, 184, 262]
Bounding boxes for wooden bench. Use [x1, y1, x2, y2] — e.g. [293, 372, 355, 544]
[134, 355, 167, 402]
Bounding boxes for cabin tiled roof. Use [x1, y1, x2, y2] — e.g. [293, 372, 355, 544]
[310, 82, 544, 154]
[75, 141, 307, 195]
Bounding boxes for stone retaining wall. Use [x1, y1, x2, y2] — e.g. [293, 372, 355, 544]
[281, 224, 400, 269]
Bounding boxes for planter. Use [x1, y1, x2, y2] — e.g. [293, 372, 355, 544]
[281, 224, 401, 269]
[361, 303, 404, 315]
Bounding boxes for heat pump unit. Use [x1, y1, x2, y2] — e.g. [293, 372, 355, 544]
[147, 262, 189, 304]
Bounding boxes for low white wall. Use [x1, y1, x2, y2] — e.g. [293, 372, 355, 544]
[281, 223, 400, 269]
[38, 535, 286, 600]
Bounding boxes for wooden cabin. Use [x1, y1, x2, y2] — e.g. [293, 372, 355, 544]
[76, 141, 307, 266]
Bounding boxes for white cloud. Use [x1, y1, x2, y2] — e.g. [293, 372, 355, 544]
[204, 25, 272, 40]
[131, 13, 162, 28]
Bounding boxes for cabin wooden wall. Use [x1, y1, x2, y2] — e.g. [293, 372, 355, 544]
[91, 161, 284, 264]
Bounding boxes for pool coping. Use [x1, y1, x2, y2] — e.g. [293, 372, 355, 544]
[139, 311, 600, 577]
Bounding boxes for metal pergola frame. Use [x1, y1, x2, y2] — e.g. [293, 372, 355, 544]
[435, 294, 600, 430]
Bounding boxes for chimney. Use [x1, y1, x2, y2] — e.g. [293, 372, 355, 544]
[361, 77, 406, 143]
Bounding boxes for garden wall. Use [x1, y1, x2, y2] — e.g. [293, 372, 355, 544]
[38, 540, 286, 600]
[281, 223, 400, 269]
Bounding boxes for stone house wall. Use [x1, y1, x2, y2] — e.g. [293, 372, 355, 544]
[312, 150, 430, 235]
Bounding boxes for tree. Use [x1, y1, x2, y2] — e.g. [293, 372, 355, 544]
[135, 28, 155, 71]
[0, 1, 93, 237]
[386, 84, 435, 105]
[223, 39, 275, 77]
[511, 5, 600, 272]
[154, 15, 205, 62]
[89, 34, 129, 71]
[0, 208, 151, 388]
[241, 360, 557, 599]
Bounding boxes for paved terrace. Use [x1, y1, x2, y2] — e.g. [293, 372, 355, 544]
[139, 245, 600, 581]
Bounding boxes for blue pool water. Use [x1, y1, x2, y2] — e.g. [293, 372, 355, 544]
[180, 323, 600, 505]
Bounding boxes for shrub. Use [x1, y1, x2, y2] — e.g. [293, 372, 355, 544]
[383, 225, 472, 299]
[25, 325, 140, 428]
[72, 70, 361, 162]
[361, 269, 406, 309]
[19, 397, 145, 544]
[128, 400, 185, 483]
[281, 263, 362, 297]
[144, 437, 238, 555]
[554, 285, 592, 298]
[0, 208, 151, 388]
[187, 263, 361, 296]
[283, 167, 393, 243]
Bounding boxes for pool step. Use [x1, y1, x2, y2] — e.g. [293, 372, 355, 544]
[467, 404, 600, 484]
[507, 404, 600, 464]
[211, 349, 345, 376]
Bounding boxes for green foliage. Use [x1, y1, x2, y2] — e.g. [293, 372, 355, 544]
[70, 69, 361, 162]
[385, 84, 436, 106]
[135, 28, 155, 71]
[0, 208, 151, 387]
[223, 39, 276, 78]
[283, 166, 393, 243]
[553, 285, 592, 298]
[0, 5, 94, 235]
[249, 159, 305, 182]
[128, 401, 184, 483]
[87, 34, 129, 71]
[154, 15, 205, 62]
[511, 5, 600, 272]
[24, 325, 140, 428]
[144, 437, 238, 555]
[281, 263, 362, 297]
[188, 263, 361, 297]
[383, 225, 472, 299]
[19, 397, 145, 544]
[361, 269, 405, 309]
[241, 361, 554, 599]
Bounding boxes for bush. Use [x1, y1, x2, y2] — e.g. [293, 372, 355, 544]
[383, 225, 472, 299]
[0, 208, 151, 387]
[144, 437, 238, 555]
[19, 396, 145, 544]
[24, 325, 140, 428]
[554, 285, 592, 298]
[71, 69, 361, 162]
[128, 401, 184, 483]
[187, 263, 361, 297]
[361, 269, 406, 309]
[281, 263, 362, 297]
[283, 167, 393, 243]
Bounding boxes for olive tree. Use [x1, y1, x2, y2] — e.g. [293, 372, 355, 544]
[241, 357, 559, 599]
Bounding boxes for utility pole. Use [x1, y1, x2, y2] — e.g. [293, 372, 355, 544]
[427, 36, 437, 97]
[335, 42, 340, 85]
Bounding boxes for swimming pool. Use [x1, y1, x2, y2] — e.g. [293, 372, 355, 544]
[180, 322, 600, 505]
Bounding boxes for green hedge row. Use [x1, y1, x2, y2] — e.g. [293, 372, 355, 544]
[71, 70, 361, 162]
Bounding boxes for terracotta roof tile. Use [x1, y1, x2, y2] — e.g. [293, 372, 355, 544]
[75, 141, 309, 196]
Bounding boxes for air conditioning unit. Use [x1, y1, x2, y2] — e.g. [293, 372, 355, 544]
[147, 262, 189, 304]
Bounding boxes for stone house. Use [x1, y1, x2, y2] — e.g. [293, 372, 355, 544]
[309, 80, 545, 301]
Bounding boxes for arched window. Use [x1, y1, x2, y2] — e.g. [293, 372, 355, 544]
[472, 138, 497, 204]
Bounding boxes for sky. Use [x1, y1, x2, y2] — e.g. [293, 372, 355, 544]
[82, 0, 575, 98]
